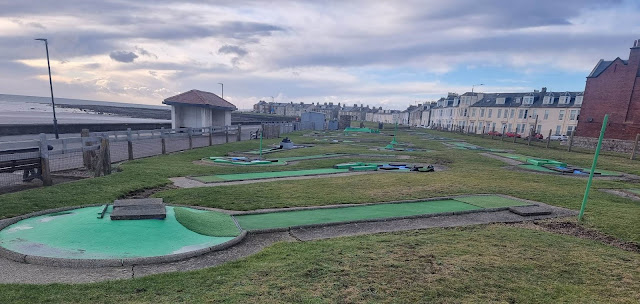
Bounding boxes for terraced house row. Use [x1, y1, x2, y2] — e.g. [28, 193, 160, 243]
[430, 87, 583, 136]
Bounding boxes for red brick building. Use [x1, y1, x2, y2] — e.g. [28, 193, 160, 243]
[577, 40, 640, 140]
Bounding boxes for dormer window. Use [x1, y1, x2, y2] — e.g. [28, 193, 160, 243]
[496, 97, 506, 105]
[523, 96, 534, 105]
[543, 96, 553, 105]
[559, 96, 570, 104]
[575, 95, 583, 105]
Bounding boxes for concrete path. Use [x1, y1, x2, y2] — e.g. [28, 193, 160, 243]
[0, 202, 575, 284]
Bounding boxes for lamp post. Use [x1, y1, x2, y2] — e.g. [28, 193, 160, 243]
[35, 38, 59, 139]
[218, 82, 224, 99]
[471, 83, 484, 94]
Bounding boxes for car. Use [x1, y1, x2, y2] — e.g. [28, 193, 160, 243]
[505, 132, 521, 138]
[487, 131, 502, 136]
[525, 133, 544, 140]
[549, 134, 568, 141]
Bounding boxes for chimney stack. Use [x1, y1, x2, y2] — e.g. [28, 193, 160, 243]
[541, 87, 547, 94]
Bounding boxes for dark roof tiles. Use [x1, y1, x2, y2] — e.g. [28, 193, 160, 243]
[163, 90, 237, 110]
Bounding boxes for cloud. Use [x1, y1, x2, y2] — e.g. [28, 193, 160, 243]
[218, 45, 248, 57]
[109, 51, 138, 63]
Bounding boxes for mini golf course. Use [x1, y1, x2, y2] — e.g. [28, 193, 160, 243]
[190, 168, 351, 183]
[0, 205, 241, 261]
[491, 152, 624, 176]
[448, 142, 507, 152]
[190, 162, 435, 183]
[344, 127, 379, 134]
[234, 195, 531, 231]
[202, 153, 349, 166]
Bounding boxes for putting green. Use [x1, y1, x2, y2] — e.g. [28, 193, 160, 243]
[0, 206, 235, 259]
[234, 197, 530, 231]
[519, 164, 558, 172]
[454, 195, 530, 208]
[192, 168, 351, 183]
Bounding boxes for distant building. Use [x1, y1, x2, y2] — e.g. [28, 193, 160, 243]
[338, 104, 370, 121]
[163, 89, 237, 129]
[577, 39, 640, 140]
[468, 88, 582, 136]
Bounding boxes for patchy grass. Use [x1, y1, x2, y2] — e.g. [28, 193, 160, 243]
[1, 128, 639, 302]
[1, 226, 638, 303]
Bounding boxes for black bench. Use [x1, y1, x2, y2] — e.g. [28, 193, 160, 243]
[0, 146, 52, 182]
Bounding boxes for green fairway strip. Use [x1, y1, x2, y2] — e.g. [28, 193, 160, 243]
[234, 200, 482, 230]
[277, 154, 347, 161]
[453, 195, 530, 208]
[174, 207, 241, 237]
[193, 168, 351, 183]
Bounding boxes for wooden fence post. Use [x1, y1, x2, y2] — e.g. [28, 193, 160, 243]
[160, 127, 167, 155]
[513, 132, 517, 143]
[225, 126, 229, 143]
[546, 129, 552, 148]
[102, 137, 111, 175]
[527, 127, 533, 146]
[631, 134, 640, 160]
[39, 133, 52, 186]
[187, 128, 193, 149]
[567, 130, 575, 152]
[126, 128, 134, 161]
[501, 127, 505, 141]
[481, 126, 485, 138]
[81, 129, 94, 169]
[237, 124, 242, 142]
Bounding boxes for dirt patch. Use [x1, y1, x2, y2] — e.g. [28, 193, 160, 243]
[122, 184, 178, 199]
[510, 220, 640, 253]
[599, 189, 640, 201]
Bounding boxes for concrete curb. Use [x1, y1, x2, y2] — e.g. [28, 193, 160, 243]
[0, 204, 247, 268]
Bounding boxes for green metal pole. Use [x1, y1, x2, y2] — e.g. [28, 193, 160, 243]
[579, 114, 609, 222]
[390, 121, 398, 145]
[259, 130, 263, 159]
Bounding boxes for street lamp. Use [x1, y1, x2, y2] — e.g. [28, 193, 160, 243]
[218, 82, 224, 99]
[35, 38, 60, 139]
[471, 83, 484, 94]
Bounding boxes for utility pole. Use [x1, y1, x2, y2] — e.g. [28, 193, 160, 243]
[218, 83, 224, 99]
[35, 38, 59, 139]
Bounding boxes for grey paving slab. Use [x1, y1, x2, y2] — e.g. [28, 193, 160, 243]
[508, 205, 553, 216]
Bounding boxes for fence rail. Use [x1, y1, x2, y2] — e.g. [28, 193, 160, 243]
[0, 122, 303, 192]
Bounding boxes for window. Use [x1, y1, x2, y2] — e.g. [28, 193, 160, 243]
[480, 109, 485, 117]
[570, 110, 577, 120]
[492, 123, 496, 131]
[503, 109, 508, 118]
[575, 96, 583, 105]
[508, 123, 513, 132]
[555, 125, 561, 135]
[537, 125, 542, 134]
[488, 109, 493, 118]
[510, 109, 515, 118]
[544, 110, 549, 120]
[523, 96, 534, 104]
[464, 109, 468, 117]
[497, 109, 502, 118]
[471, 108, 476, 117]
[523, 109, 528, 119]
[543, 96, 553, 104]
[496, 97, 506, 105]
[559, 110, 565, 120]
[567, 126, 574, 135]
[532, 110, 537, 119]
[478, 122, 483, 132]
[518, 109, 524, 119]
[560, 96, 570, 104]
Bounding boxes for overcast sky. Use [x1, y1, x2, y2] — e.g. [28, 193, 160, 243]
[1, 0, 639, 109]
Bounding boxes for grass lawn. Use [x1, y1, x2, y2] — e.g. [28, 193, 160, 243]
[0, 128, 639, 302]
[1, 226, 638, 303]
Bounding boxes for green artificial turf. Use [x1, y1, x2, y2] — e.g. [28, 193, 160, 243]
[0, 206, 234, 259]
[234, 199, 482, 230]
[192, 168, 351, 183]
[454, 195, 530, 208]
[174, 207, 241, 237]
